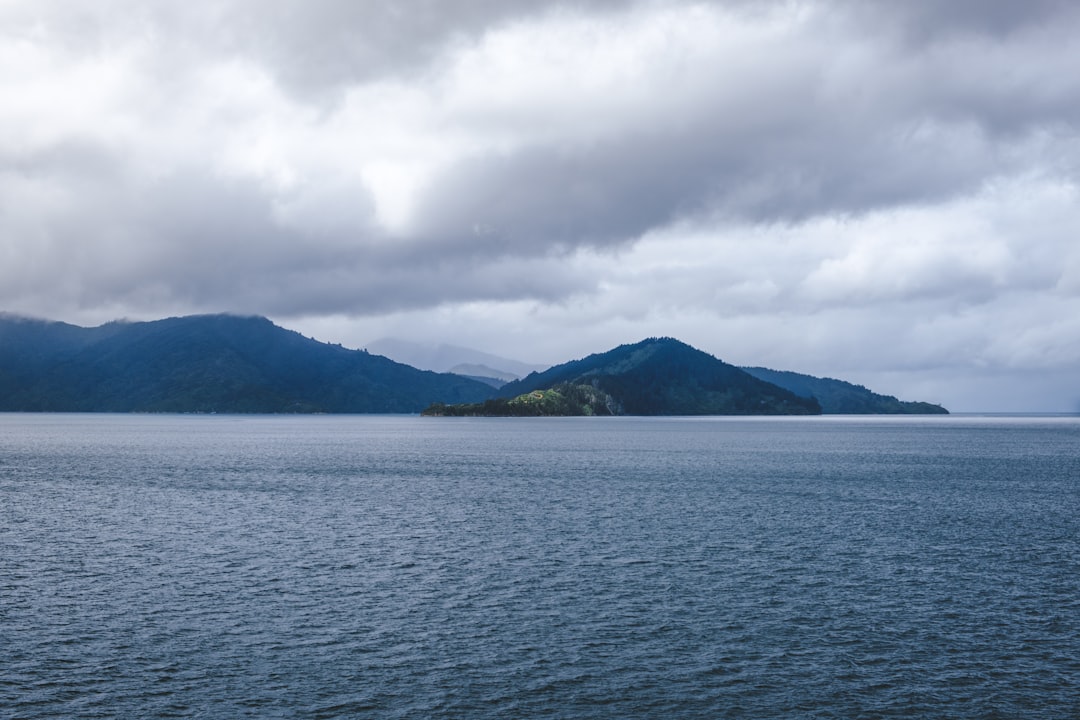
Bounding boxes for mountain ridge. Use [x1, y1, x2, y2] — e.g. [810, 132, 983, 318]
[0, 314, 497, 413]
[741, 366, 948, 414]
[0, 314, 948, 415]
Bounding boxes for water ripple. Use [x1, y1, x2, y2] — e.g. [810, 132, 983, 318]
[2, 414, 1079, 718]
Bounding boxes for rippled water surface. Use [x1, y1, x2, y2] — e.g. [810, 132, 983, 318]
[3, 414, 1079, 718]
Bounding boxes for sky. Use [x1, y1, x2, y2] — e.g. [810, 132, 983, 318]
[3, 0, 1079, 412]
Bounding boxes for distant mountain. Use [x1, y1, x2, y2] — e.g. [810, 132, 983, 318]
[741, 367, 948, 414]
[492, 338, 821, 415]
[0, 314, 497, 413]
[366, 338, 546, 379]
[446, 363, 520, 388]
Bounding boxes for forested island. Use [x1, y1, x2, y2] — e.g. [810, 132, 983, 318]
[424, 383, 617, 416]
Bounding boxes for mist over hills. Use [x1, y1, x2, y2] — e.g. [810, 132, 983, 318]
[365, 338, 546, 380]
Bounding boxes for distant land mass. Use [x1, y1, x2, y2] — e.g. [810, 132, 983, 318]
[0, 314, 496, 413]
[366, 338, 547, 382]
[0, 314, 948, 415]
[741, 367, 949, 414]
[427, 338, 822, 416]
[446, 363, 521, 388]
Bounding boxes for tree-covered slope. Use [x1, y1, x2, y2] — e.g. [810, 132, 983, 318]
[741, 366, 948, 414]
[423, 382, 616, 416]
[0, 314, 496, 413]
[496, 338, 821, 415]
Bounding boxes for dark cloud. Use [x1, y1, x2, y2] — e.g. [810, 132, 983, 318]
[3, 159, 593, 318]
[386, 0, 1080, 257]
[408, 97, 1018, 253]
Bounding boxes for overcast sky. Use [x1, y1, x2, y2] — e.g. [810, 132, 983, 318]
[3, 0, 1079, 411]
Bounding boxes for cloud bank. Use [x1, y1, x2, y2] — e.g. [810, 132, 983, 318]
[2, 0, 1079, 410]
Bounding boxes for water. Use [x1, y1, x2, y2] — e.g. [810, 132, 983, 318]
[2, 414, 1079, 718]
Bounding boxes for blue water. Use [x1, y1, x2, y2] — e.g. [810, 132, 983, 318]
[2, 414, 1079, 718]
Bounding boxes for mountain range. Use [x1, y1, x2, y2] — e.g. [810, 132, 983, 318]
[0, 314, 494, 413]
[0, 313, 947, 414]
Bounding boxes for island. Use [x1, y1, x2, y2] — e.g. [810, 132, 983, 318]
[423, 382, 616, 416]
[424, 337, 822, 416]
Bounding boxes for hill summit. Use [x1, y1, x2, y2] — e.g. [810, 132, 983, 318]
[467, 337, 822, 415]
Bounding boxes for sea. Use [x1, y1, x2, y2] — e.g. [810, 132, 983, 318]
[2, 413, 1079, 719]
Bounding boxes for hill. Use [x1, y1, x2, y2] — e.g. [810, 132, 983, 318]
[423, 382, 617, 416]
[0, 314, 497, 413]
[741, 367, 948, 414]
[492, 338, 821, 415]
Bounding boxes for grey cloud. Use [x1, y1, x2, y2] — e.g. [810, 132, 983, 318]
[233, 0, 639, 93]
[404, 3, 1077, 249]
[11, 0, 1079, 310]
[849, 0, 1079, 42]
[389, 1, 1080, 258]
[137, 172, 597, 315]
[407, 103, 1017, 255]
[408, 135, 700, 251]
[4, 0, 640, 99]
[0, 154, 595, 319]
